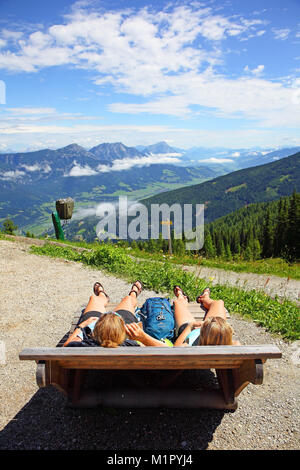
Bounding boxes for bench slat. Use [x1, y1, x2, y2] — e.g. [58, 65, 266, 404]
[19, 344, 282, 361]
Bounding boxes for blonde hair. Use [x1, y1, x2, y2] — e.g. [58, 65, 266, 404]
[199, 317, 233, 345]
[92, 312, 126, 348]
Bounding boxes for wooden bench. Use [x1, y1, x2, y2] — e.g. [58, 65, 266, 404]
[19, 302, 282, 411]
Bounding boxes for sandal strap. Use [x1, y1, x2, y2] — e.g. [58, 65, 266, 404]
[93, 282, 110, 300]
[130, 280, 143, 296]
[129, 290, 138, 297]
[196, 287, 210, 303]
[173, 285, 190, 302]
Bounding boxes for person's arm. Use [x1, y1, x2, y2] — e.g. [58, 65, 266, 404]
[125, 323, 169, 347]
[174, 320, 203, 347]
[63, 317, 99, 347]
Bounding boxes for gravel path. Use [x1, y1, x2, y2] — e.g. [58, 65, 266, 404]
[183, 264, 300, 303]
[0, 239, 299, 451]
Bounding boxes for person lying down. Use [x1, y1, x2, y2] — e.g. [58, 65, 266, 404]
[63, 281, 170, 348]
[63, 281, 240, 348]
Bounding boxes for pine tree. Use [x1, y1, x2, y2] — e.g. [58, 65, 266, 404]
[286, 191, 300, 260]
[232, 230, 241, 256]
[274, 197, 289, 257]
[225, 243, 232, 261]
[243, 244, 253, 261]
[253, 239, 261, 260]
[204, 231, 216, 258]
[1, 218, 18, 235]
[218, 239, 226, 259]
[262, 209, 273, 258]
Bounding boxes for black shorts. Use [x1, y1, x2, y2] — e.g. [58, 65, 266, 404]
[174, 322, 189, 340]
[78, 309, 138, 325]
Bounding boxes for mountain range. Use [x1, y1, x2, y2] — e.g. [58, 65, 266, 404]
[0, 140, 299, 236]
[57, 150, 300, 243]
[0, 141, 218, 234]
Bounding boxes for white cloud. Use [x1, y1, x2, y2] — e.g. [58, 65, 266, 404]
[105, 153, 182, 171]
[0, 3, 297, 131]
[1, 123, 300, 153]
[272, 28, 291, 40]
[244, 64, 265, 76]
[199, 157, 234, 164]
[7, 107, 57, 115]
[0, 169, 26, 180]
[66, 161, 98, 177]
[64, 152, 183, 177]
[1, 29, 23, 41]
[109, 72, 300, 128]
[21, 163, 51, 173]
[0, 4, 266, 80]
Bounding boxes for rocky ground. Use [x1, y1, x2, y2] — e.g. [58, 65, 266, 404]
[0, 238, 299, 451]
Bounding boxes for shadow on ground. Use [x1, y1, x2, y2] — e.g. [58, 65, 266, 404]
[0, 369, 230, 450]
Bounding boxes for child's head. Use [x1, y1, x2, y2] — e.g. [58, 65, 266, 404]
[199, 317, 233, 345]
[93, 312, 126, 347]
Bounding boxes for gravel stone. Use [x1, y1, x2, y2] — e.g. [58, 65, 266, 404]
[0, 239, 299, 450]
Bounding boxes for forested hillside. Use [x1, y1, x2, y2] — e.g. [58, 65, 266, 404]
[141, 151, 300, 223]
[203, 191, 300, 261]
[131, 192, 300, 263]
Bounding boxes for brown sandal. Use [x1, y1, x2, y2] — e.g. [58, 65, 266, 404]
[93, 282, 110, 301]
[196, 287, 210, 304]
[129, 280, 143, 297]
[173, 285, 190, 302]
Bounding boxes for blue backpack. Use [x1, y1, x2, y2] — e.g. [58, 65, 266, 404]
[136, 297, 175, 341]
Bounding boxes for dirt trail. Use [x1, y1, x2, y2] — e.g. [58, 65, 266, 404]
[183, 264, 300, 304]
[4, 234, 299, 303]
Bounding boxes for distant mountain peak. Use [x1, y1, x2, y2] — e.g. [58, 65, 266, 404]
[142, 141, 181, 154]
[89, 141, 144, 163]
[57, 143, 87, 152]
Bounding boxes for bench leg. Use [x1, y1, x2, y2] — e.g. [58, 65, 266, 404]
[216, 369, 236, 406]
[233, 359, 263, 397]
[216, 359, 264, 405]
[69, 369, 85, 405]
[36, 361, 86, 405]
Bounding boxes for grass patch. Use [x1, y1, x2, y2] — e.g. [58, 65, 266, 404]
[128, 248, 300, 280]
[0, 233, 17, 242]
[30, 242, 300, 341]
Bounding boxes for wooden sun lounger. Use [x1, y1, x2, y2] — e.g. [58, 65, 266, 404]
[19, 302, 282, 411]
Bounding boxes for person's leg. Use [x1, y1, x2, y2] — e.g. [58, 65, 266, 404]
[173, 287, 194, 328]
[83, 283, 109, 314]
[204, 300, 227, 320]
[115, 292, 137, 314]
[199, 291, 227, 320]
[83, 292, 108, 314]
[114, 280, 143, 314]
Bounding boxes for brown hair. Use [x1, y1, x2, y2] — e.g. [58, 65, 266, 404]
[92, 312, 126, 348]
[199, 317, 233, 345]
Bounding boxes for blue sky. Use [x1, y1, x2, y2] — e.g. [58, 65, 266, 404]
[0, 0, 299, 152]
